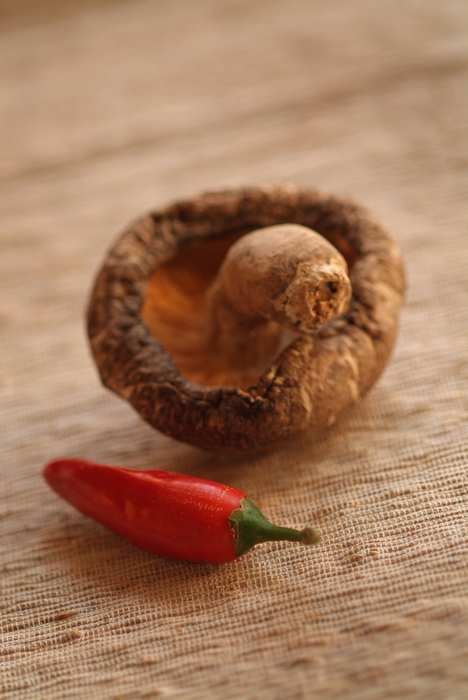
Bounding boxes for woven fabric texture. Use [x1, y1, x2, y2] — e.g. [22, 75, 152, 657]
[1, 1, 467, 698]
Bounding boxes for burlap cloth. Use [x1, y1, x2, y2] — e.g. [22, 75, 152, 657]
[1, 1, 467, 698]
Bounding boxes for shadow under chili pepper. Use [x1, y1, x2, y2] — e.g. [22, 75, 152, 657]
[39, 509, 286, 614]
[42, 514, 214, 571]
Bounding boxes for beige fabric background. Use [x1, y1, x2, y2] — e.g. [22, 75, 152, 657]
[1, 1, 467, 698]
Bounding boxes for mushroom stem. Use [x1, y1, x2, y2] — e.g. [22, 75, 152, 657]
[229, 497, 321, 557]
[204, 224, 352, 371]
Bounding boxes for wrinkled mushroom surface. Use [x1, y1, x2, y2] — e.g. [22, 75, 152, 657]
[87, 185, 405, 451]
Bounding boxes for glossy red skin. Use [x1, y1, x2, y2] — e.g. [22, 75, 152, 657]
[43, 459, 245, 564]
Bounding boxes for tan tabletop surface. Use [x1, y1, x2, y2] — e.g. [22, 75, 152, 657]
[1, 1, 467, 698]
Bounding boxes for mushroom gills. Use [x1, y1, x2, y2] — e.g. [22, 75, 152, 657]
[141, 224, 351, 389]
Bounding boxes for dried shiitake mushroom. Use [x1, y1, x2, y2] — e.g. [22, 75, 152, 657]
[87, 185, 405, 451]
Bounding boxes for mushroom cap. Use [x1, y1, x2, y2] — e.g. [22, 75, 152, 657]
[87, 185, 405, 451]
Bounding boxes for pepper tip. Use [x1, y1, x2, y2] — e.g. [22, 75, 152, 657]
[300, 527, 321, 546]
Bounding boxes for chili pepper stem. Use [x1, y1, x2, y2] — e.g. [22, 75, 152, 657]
[228, 497, 321, 557]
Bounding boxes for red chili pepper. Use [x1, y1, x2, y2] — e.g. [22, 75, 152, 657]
[43, 459, 320, 564]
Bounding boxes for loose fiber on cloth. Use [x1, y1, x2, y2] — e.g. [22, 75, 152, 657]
[1, 1, 467, 698]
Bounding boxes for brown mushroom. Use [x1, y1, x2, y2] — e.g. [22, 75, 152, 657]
[87, 185, 405, 451]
